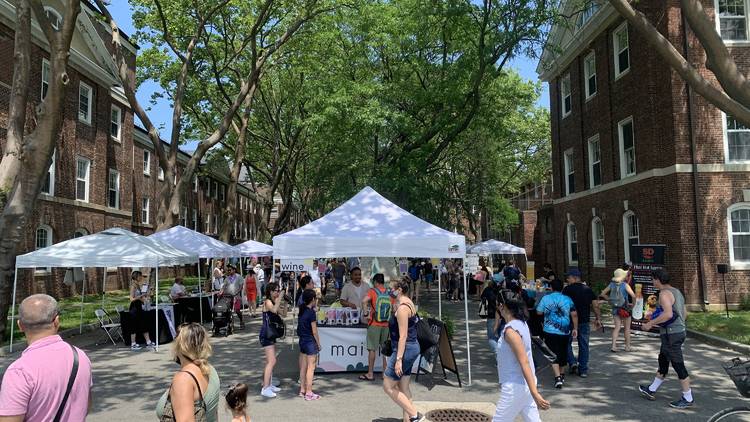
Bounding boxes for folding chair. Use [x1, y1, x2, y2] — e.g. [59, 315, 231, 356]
[95, 308, 124, 347]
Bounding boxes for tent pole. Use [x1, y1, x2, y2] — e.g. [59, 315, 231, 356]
[198, 260, 203, 324]
[156, 265, 160, 352]
[80, 271, 86, 334]
[9, 265, 18, 353]
[438, 259, 442, 321]
[101, 268, 105, 309]
[463, 257, 472, 386]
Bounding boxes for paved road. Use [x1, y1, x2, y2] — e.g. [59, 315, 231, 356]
[1, 291, 746, 421]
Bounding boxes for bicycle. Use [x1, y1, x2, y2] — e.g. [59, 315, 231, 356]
[708, 358, 750, 421]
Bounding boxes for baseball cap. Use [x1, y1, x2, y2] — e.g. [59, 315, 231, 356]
[565, 268, 582, 278]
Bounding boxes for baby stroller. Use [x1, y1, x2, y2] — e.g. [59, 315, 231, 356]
[212, 295, 234, 336]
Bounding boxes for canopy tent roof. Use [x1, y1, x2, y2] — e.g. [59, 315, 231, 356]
[467, 239, 526, 256]
[273, 186, 465, 259]
[15, 227, 198, 268]
[148, 225, 237, 258]
[235, 239, 273, 257]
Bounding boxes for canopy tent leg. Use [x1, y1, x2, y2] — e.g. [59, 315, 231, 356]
[198, 260, 203, 324]
[463, 259, 472, 386]
[9, 265, 18, 353]
[438, 260, 442, 320]
[101, 269, 106, 309]
[80, 271, 86, 334]
[156, 265, 160, 352]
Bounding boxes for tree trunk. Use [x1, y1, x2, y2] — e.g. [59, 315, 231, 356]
[220, 104, 252, 242]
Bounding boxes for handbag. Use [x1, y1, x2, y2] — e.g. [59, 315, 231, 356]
[380, 338, 393, 357]
[53, 344, 79, 422]
[264, 312, 286, 340]
[415, 316, 438, 354]
[160, 371, 207, 422]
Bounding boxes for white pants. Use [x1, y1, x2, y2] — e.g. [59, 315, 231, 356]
[493, 382, 541, 422]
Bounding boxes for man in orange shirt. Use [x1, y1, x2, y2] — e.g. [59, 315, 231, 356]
[360, 273, 393, 381]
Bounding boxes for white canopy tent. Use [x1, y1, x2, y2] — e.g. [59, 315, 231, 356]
[273, 186, 474, 384]
[12, 227, 198, 352]
[235, 239, 273, 257]
[467, 239, 526, 256]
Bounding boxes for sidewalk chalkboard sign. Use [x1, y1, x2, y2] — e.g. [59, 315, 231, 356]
[416, 317, 461, 387]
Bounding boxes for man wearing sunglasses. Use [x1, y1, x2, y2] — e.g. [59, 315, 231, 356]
[0, 294, 93, 421]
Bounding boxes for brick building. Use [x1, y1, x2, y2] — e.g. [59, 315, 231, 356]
[536, 0, 750, 308]
[0, 1, 258, 298]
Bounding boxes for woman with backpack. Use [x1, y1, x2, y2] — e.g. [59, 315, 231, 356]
[601, 268, 636, 352]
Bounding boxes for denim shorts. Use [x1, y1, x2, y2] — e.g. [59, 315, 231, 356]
[260, 336, 276, 347]
[299, 339, 319, 356]
[384, 341, 420, 381]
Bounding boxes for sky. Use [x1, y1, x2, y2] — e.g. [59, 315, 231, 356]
[108, 3, 550, 141]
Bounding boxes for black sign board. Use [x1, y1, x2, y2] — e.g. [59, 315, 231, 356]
[629, 244, 666, 331]
[416, 317, 461, 387]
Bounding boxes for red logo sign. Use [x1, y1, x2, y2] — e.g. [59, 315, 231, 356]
[642, 248, 655, 260]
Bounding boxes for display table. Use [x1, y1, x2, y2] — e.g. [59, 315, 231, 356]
[176, 294, 213, 324]
[316, 325, 418, 373]
[119, 305, 176, 345]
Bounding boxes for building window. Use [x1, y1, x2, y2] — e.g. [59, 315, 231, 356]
[73, 228, 88, 238]
[143, 150, 151, 175]
[180, 206, 187, 227]
[584, 52, 597, 99]
[588, 135, 601, 188]
[234, 221, 237, 238]
[43, 7, 62, 30]
[41, 148, 56, 196]
[725, 114, 750, 162]
[193, 175, 198, 192]
[220, 185, 226, 202]
[213, 213, 219, 233]
[592, 217, 605, 267]
[142, 198, 150, 224]
[75, 157, 90, 202]
[78, 82, 93, 124]
[729, 204, 750, 267]
[561, 73, 572, 117]
[41, 59, 50, 100]
[108, 169, 120, 209]
[618, 117, 636, 178]
[717, 0, 748, 41]
[206, 179, 211, 197]
[567, 222, 578, 265]
[192, 209, 198, 231]
[205, 214, 211, 234]
[613, 23, 630, 78]
[35, 224, 53, 272]
[213, 181, 218, 199]
[110, 105, 122, 141]
[623, 211, 640, 264]
[575, 2, 599, 29]
[564, 148, 575, 196]
[158, 167, 164, 181]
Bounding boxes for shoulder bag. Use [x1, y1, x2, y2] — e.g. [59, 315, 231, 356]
[160, 371, 207, 422]
[53, 344, 79, 422]
[264, 312, 286, 340]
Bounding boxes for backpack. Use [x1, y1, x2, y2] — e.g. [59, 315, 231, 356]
[372, 288, 392, 323]
[609, 282, 627, 308]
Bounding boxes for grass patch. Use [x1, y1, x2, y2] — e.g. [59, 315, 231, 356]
[688, 311, 750, 345]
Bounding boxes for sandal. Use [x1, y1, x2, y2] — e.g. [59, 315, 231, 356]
[304, 392, 321, 401]
[358, 374, 374, 381]
[298, 391, 306, 398]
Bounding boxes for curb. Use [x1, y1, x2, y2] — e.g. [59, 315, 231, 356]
[687, 328, 750, 355]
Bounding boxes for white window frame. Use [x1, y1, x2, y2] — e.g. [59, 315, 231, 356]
[107, 169, 120, 209]
[618, 117, 636, 178]
[205, 214, 211, 234]
[567, 222, 579, 266]
[623, 211, 640, 264]
[587, 135, 601, 188]
[41, 148, 56, 196]
[564, 148, 575, 196]
[142, 197, 150, 224]
[35, 224, 53, 273]
[613, 22, 630, 79]
[715, 0, 750, 43]
[43, 7, 62, 31]
[78, 82, 93, 124]
[158, 167, 164, 181]
[592, 217, 606, 267]
[75, 157, 90, 202]
[584, 52, 597, 100]
[143, 150, 151, 175]
[213, 213, 219, 233]
[234, 221, 238, 238]
[192, 209, 198, 231]
[41, 59, 50, 100]
[728, 203, 750, 269]
[561, 73, 572, 118]
[173, 173, 177, 186]
[110, 105, 122, 141]
[722, 112, 750, 163]
[193, 175, 198, 192]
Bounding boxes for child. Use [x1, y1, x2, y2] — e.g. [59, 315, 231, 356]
[297, 289, 322, 400]
[226, 383, 250, 422]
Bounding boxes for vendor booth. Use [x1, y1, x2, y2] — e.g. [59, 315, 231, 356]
[12, 228, 198, 352]
[273, 186, 473, 383]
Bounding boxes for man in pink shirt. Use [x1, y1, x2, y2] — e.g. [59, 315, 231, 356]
[0, 294, 92, 421]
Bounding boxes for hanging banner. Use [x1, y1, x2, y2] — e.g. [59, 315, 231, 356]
[279, 258, 313, 273]
[629, 244, 666, 331]
[316, 327, 419, 373]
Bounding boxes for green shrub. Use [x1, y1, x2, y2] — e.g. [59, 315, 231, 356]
[740, 294, 750, 311]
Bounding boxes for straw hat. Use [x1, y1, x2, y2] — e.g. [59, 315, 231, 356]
[612, 268, 628, 282]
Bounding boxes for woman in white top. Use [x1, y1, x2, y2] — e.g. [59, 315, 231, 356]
[494, 290, 550, 422]
[212, 261, 225, 291]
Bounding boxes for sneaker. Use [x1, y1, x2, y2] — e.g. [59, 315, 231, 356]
[409, 412, 426, 422]
[554, 376, 563, 389]
[270, 385, 281, 393]
[131, 343, 142, 351]
[260, 387, 277, 398]
[304, 392, 321, 401]
[560, 374, 566, 384]
[579, 371, 588, 378]
[638, 385, 656, 401]
[145, 342, 155, 349]
[669, 397, 694, 409]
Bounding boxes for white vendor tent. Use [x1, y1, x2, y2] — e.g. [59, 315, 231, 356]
[273, 186, 474, 384]
[467, 239, 526, 256]
[12, 227, 198, 352]
[235, 239, 273, 257]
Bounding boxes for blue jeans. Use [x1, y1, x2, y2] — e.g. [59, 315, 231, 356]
[567, 322, 591, 373]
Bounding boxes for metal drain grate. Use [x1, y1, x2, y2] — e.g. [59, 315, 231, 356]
[425, 408, 492, 422]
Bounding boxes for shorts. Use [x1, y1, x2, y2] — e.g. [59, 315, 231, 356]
[260, 336, 276, 347]
[366, 325, 390, 351]
[299, 339, 319, 356]
[384, 341, 420, 381]
[335, 278, 344, 290]
[425, 274, 433, 284]
[543, 332, 570, 367]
